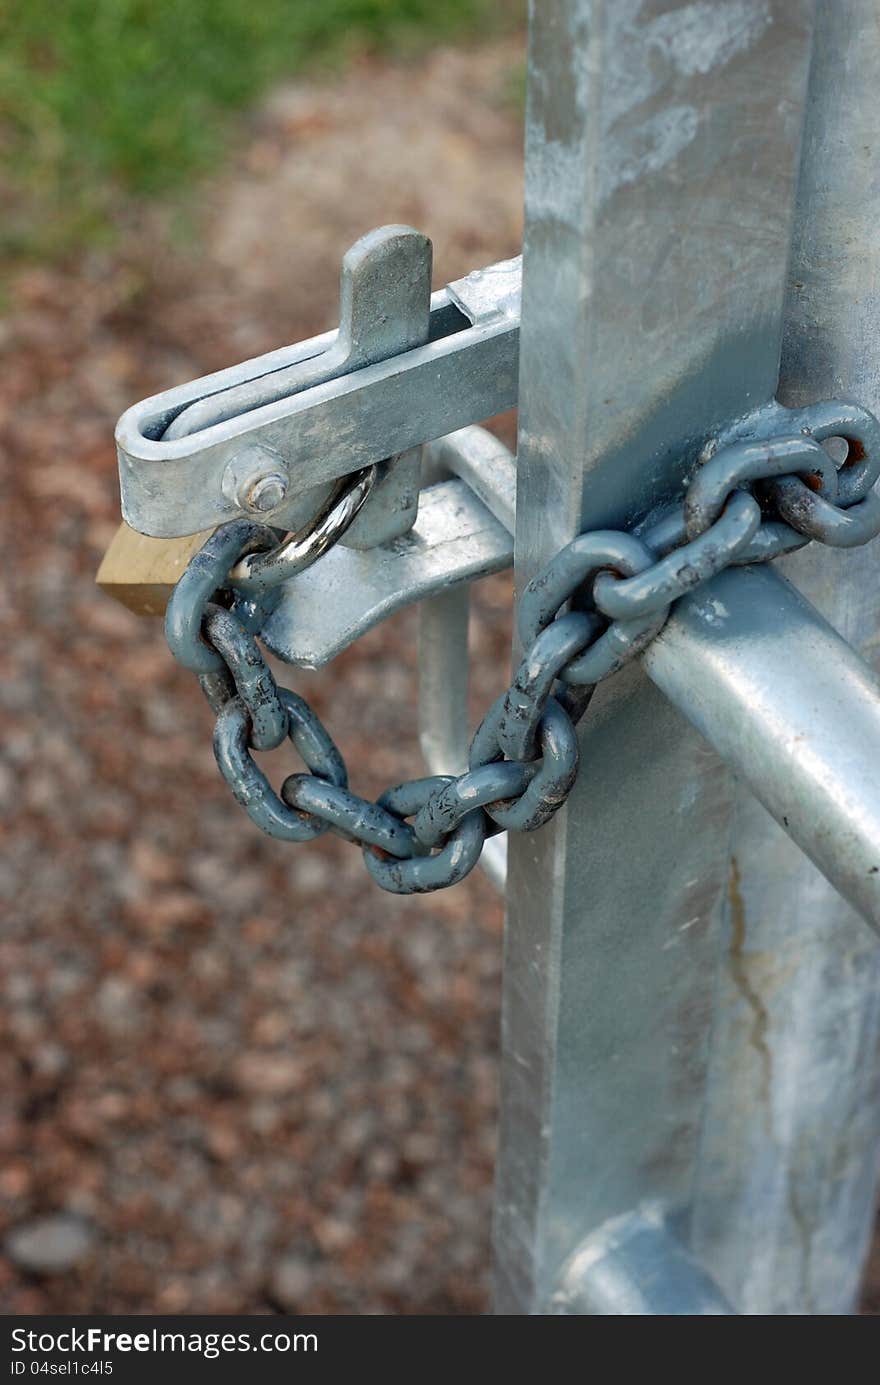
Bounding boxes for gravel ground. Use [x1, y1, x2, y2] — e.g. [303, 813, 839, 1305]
[3, 34, 878, 1316]
[1, 40, 522, 1315]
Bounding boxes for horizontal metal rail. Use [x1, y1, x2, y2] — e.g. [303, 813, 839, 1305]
[644, 563, 880, 932]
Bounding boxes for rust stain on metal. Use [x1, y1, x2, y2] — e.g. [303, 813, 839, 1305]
[727, 856, 773, 1116]
[842, 435, 867, 465]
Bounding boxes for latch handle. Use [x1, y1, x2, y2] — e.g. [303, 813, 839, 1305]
[164, 224, 433, 549]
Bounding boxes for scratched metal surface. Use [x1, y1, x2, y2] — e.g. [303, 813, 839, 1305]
[686, 0, 880, 1314]
[646, 564, 880, 1310]
[496, 0, 816, 1313]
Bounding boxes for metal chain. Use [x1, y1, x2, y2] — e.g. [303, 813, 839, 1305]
[164, 398, 880, 894]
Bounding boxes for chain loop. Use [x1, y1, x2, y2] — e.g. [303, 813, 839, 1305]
[362, 778, 487, 894]
[165, 395, 880, 893]
[592, 490, 761, 622]
[213, 690, 347, 842]
[766, 478, 880, 547]
[411, 762, 536, 849]
[790, 398, 880, 503]
[516, 531, 656, 648]
[683, 434, 837, 540]
[496, 611, 599, 762]
[165, 520, 278, 675]
[281, 776, 419, 858]
[203, 605, 288, 752]
[470, 695, 579, 833]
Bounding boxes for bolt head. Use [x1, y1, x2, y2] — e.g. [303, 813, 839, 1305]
[222, 448, 290, 515]
[243, 471, 288, 513]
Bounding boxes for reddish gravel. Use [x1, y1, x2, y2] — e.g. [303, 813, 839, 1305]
[1, 41, 522, 1315]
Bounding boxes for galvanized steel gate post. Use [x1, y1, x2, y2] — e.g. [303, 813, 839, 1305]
[495, 0, 880, 1315]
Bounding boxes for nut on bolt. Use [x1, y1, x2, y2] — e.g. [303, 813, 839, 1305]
[222, 447, 289, 516]
[243, 471, 288, 513]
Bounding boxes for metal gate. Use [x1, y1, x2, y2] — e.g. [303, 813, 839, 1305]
[105, 0, 880, 1314]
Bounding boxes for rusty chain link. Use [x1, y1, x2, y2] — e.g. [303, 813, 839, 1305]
[164, 398, 880, 893]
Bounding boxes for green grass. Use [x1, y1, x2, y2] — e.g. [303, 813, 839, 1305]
[0, 0, 516, 266]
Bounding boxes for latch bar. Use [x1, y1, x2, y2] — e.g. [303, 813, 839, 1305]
[116, 256, 521, 539]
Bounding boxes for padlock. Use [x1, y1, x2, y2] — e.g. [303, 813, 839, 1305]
[96, 521, 214, 617]
[96, 463, 377, 616]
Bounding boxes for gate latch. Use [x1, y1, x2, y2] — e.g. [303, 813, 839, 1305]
[114, 224, 521, 545]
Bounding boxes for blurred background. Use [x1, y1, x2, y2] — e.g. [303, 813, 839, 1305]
[1, 0, 878, 1316]
[1, 0, 523, 1314]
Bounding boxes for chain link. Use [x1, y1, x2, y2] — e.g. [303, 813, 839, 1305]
[164, 397, 880, 893]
